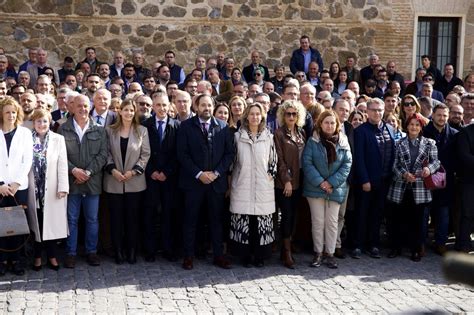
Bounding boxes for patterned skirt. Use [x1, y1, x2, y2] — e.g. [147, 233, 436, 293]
[229, 213, 275, 258]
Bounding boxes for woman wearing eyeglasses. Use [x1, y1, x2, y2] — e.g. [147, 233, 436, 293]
[399, 95, 429, 131]
[274, 100, 307, 269]
[387, 113, 440, 262]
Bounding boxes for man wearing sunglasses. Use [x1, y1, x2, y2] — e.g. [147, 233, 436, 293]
[416, 74, 445, 103]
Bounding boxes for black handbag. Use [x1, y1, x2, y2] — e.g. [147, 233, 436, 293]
[0, 197, 30, 238]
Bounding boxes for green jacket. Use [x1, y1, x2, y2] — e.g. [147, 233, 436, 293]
[57, 117, 107, 195]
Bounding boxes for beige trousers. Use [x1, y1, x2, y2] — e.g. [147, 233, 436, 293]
[307, 197, 340, 255]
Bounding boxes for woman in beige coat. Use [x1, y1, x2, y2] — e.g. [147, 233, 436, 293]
[229, 103, 277, 268]
[104, 99, 150, 264]
[27, 109, 69, 271]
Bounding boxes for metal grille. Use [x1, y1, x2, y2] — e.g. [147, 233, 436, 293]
[417, 17, 459, 71]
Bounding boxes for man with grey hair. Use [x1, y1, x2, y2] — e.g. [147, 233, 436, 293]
[174, 90, 193, 122]
[352, 97, 395, 259]
[340, 89, 356, 109]
[0, 55, 16, 81]
[347, 81, 360, 98]
[135, 94, 153, 122]
[27, 48, 50, 88]
[52, 91, 80, 131]
[317, 90, 334, 109]
[197, 80, 212, 96]
[90, 88, 116, 127]
[332, 98, 354, 258]
[360, 53, 380, 86]
[108, 83, 123, 99]
[18, 71, 30, 88]
[35, 74, 51, 95]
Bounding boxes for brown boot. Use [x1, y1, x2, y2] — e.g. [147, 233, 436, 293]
[282, 238, 295, 269]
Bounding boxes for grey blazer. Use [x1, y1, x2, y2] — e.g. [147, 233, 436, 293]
[103, 125, 151, 194]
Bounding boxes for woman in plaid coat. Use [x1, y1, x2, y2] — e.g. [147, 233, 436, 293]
[387, 113, 440, 262]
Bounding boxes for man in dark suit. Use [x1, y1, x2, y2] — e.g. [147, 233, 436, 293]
[177, 94, 235, 270]
[109, 51, 125, 79]
[352, 98, 395, 259]
[142, 91, 180, 262]
[51, 87, 71, 122]
[242, 51, 270, 83]
[333, 99, 354, 258]
[90, 88, 117, 127]
[207, 67, 233, 102]
[289, 35, 324, 75]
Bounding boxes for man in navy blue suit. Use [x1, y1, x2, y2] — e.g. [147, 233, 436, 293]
[177, 94, 235, 270]
[352, 98, 395, 259]
[142, 91, 180, 262]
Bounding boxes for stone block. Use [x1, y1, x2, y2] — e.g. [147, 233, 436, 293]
[122, 24, 132, 34]
[350, 0, 365, 8]
[330, 2, 344, 18]
[163, 6, 187, 17]
[363, 7, 378, 19]
[209, 8, 221, 18]
[121, 0, 137, 15]
[175, 39, 188, 51]
[298, 0, 312, 8]
[261, 5, 282, 18]
[330, 35, 345, 47]
[284, 5, 299, 19]
[222, 5, 233, 18]
[266, 29, 281, 42]
[129, 36, 145, 46]
[137, 24, 155, 37]
[301, 8, 322, 20]
[174, 0, 188, 7]
[237, 4, 251, 17]
[14, 28, 28, 41]
[192, 8, 208, 17]
[198, 43, 212, 55]
[141, 4, 159, 17]
[92, 25, 107, 37]
[75, 0, 94, 16]
[166, 30, 186, 40]
[98, 4, 117, 15]
[260, 0, 277, 4]
[313, 26, 330, 39]
[109, 24, 120, 35]
[62, 22, 80, 35]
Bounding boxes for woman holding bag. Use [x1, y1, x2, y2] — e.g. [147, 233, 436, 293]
[387, 113, 440, 261]
[0, 97, 33, 276]
[27, 109, 69, 271]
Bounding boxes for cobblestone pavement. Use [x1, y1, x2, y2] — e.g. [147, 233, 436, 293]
[0, 252, 473, 314]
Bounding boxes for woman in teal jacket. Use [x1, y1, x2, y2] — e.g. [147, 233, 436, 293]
[303, 110, 352, 269]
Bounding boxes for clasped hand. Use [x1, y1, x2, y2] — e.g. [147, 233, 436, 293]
[199, 171, 218, 184]
[320, 180, 333, 194]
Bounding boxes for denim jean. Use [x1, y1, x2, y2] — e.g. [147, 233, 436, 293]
[66, 194, 100, 256]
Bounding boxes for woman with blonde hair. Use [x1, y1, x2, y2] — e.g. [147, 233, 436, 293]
[303, 110, 352, 269]
[27, 109, 68, 271]
[230, 103, 277, 267]
[228, 95, 247, 131]
[0, 97, 33, 276]
[104, 99, 150, 264]
[274, 100, 307, 268]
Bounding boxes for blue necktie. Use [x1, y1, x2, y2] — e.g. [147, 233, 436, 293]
[157, 120, 164, 144]
[96, 115, 102, 125]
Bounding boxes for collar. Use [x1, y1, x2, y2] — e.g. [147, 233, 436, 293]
[155, 116, 168, 125]
[199, 118, 212, 125]
[93, 109, 108, 119]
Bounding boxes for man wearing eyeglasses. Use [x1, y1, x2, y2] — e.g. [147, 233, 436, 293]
[416, 74, 445, 103]
[352, 98, 395, 259]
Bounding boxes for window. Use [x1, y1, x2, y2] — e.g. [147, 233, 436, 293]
[417, 17, 459, 71]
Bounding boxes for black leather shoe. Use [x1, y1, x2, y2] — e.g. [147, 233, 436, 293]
[47, 262, 60, 271]
[127, 249, 137, 264]
[411, 252, 421, 262]
[243, 256, 253, 268]
[11, 263, 25, 276]
[253, 258, 264, 268]
[388, 249, 401, 258]
[32, 264, 42, 272]
[182, 257, 194, 270]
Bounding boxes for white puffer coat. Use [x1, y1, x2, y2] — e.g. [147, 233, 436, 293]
[230, 128, 277, 216]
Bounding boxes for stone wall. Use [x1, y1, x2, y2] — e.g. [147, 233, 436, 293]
[0, 0, 472, 78]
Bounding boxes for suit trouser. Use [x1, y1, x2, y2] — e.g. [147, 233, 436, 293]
[142, 180, 175, 255]
[307, 197, 340, 255]
[457, 183, 474, 250]
[353, 178, 390, 250]
[183, 187, 224, 258]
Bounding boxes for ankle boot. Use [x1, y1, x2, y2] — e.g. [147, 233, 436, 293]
[282, 238, 295, 269]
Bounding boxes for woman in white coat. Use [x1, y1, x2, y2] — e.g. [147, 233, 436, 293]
[229, 103, 277, 268]
[0, 97, 33, 276]
[27, 109, 69, 271]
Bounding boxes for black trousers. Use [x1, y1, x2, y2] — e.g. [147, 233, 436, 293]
[392, 191, 427, 253]
[183, 187, 224, 258]
[0, 189, 28, 262]
[457, 183, 474, 250]
[275, 188, 301, 239]
[108, 192, 141, 252]
[33, 207, 57, 259]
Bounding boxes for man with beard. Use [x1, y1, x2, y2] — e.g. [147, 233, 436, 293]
[448, 104, 464, 130]
[184, 79, 198, 98]
[177, 93, 234, 270]
[58, 56, 76, 83]
[76, 47, 101, 72]
[98, 63, 111, 88]
[143, 75, 156, 96]
[135, 94, 153, 122]
[83, 73, 102, 103]
[20, 91, 37, 129]
[164, 50, 185, 84]
[122, 63, 138, 93]
[157, 65, 170, 86]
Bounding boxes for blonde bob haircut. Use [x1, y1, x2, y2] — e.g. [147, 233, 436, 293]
[30, 108, 52, 124]
[0, 96, 24, 127]
[314, 109, 341, 136]
[109, 99, 141, 133]
[240, 102, 267, 132]
[276, 100, 307, 128]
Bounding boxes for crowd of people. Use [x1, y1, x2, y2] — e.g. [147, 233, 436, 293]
[0, 34, 474, 276]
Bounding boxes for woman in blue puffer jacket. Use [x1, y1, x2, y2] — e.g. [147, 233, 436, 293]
[303, 110, 352, 269]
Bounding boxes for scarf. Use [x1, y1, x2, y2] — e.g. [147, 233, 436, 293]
[32, 131, 49, 210]
[320, 132, 339, 165]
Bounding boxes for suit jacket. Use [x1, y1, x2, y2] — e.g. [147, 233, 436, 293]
[177, 116, 234, 193]
[90, 109, 117, 127]
[142, 115, 179, 179]
[103, 125, 150, 193]
[342, 67, 361, 84]
[387, 136, 440, 204]
[51, 109, 67, 122]
[289, 47, 324, 75]
[242, 64, 270, 83]
[343, 121, 355, 184]
[354, 121, 396, 186]
[214, 79, 234, 103]
[109, 63, 123, 79]
[456, 124, 474, 184]
[0, 126, 33, 190]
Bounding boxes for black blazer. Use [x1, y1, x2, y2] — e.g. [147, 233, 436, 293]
[343, 121, 355, 184]
[242, 64, 270, 83]
[51, 109, 64, 122]
[177, 116, 234, 193]
[142, 115, 179, 179]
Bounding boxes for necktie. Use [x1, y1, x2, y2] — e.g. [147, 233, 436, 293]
[96, 115, 102, 125]
[157, 120, 164, 144]
[201, 122, 208, 139]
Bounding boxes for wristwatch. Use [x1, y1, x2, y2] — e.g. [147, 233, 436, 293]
[85, 170, 91, 176]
